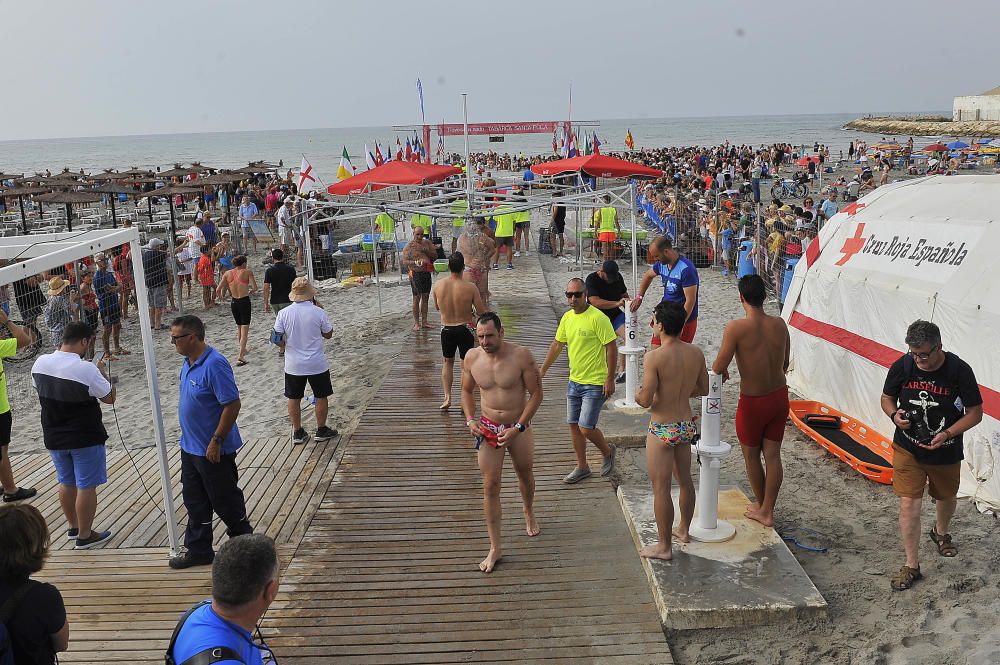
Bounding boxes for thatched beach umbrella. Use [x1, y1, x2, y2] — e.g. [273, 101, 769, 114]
[88, 170, 121, 182]
[0, 173, 24, 182]
[89, 183, 140, 227]
[157, 164, 201, 179]
[143, 183, 202, 237]
[0, 185, 51, 232]
[192, 172, 245, 225]
[111, 167, 155, 179]
[33, 190, 104, 232]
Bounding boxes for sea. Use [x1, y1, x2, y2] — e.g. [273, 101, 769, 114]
[0, 112, 947, 183]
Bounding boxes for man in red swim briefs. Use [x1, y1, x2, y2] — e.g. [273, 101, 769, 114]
[712, 275, 790, 528]
[461, 312, 543, 573]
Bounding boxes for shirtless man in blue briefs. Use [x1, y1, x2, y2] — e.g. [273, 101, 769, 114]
[636, 300, 708, 560]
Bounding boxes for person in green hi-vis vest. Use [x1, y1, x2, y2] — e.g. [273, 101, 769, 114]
[490, 204, 517, 270]
[593, 195, 621, 263]
[375, 211, 395, 239]
[449, 197, 468, 254]
[410, 213, 433, 240]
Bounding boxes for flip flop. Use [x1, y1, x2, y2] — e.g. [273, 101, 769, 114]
[115, 349, 132, 355]
[236, 360, 248, 366]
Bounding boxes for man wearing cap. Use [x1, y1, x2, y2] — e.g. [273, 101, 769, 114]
[272, 278, 338, 446]
[93, 254, 126, 358]
[142, 238, 170, 330]
[185, 217, 206, 262]
[585, 260, 630, 384]
[276, 197, 296, 260]
[42, 276, 78, 349]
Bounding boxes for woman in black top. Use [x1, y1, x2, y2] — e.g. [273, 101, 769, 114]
[0, 504, 68, 664]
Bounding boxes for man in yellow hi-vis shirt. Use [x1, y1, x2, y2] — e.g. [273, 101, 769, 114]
[540, 277, 617, 484]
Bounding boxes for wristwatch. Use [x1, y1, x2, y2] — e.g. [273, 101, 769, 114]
[211, 435, 224, 445]
[514, 423, 527, 433]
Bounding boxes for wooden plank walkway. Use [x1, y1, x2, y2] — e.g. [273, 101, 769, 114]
[25, 253, 671, 663]
[262, 257, 672, 663]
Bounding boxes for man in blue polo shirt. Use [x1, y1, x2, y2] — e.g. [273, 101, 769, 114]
[631, 235, 700, 345]
[169, 534, 279, 665]
[168, 314, 252, 569]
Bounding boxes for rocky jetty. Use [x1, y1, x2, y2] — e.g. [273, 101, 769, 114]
[845, 116, 1000, 137]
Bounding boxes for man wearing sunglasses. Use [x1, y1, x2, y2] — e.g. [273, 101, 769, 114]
[541, 278, 617, 484]
[169, 315, 253, 569]
[881, 320, 982, 592]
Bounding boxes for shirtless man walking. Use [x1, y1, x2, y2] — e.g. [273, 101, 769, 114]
[635, 301, 708, 560]
[712, 275, 790, 527]
[401, 225, 438, 331]
[461, 312, 543, 573]
[458, 218, 496, 308]
[216, 255, 258, 366]
[432, 252, 486, 410]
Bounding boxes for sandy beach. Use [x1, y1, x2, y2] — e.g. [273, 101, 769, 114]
[535, 206, 1000, 663]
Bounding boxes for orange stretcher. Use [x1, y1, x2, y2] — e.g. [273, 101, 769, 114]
[788, 400, 894, 485]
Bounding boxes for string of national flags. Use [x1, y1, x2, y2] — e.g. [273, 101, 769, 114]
[297, 128, 637, 192]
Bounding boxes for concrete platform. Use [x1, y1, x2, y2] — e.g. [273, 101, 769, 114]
[599, 399, 650, 448]
[618, 483, 828, 630]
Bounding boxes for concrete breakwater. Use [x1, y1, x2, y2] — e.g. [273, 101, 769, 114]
[845, 116, 1000, 138]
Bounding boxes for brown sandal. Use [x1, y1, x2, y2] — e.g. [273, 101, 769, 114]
[890, 565, 922, 591]
[929, 527, 957, 557]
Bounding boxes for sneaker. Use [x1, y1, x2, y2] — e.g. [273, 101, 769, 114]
[292, 428, 310, 445]
[2, 487, 37, 502]
[563, 467, 592, 484]
[168, 550, 215, 570]
[514, 251, 521, 257]
[315, 426, 339, 442]
[615, 372, 626, 384]
[66, 528, 79, 540]
[506, 264, 514, 270]
[601, 444, 617, 477]
[492, 264, 499, 271]
[74, 529, 113, 550]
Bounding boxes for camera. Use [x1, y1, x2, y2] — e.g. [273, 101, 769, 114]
[900, 409, 933, 444]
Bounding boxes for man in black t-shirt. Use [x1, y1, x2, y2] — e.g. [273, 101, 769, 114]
[262, 248, 297, 315]
[880, 320, 983, 592]
[585, 260, 630, 383]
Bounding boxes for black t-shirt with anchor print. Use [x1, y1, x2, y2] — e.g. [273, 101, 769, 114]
[883, 352, 982, 465]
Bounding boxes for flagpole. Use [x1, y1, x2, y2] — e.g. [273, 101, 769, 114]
[463, 94, 474, 217]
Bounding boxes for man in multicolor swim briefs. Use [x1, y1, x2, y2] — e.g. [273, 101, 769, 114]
[635, 301, 708, 561]
[712, 275, 790, 528]
[461, 312, 543, 573]
[432, 251, 486, 410]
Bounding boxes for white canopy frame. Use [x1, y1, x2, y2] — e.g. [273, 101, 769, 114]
[0, 228, 181, 555]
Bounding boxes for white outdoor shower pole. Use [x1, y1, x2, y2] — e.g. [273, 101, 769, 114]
[613, 302, 642, 409]
[688, 369, 736, 543]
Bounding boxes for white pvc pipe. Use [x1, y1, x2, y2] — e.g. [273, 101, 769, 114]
[688, 369, 735, 542]
[128, 238, 182, 556]
[700, 370, 723, 450]
[302, 199, 314, 283]
[617, 302, 641, 408]
[370, 213, 382, 315]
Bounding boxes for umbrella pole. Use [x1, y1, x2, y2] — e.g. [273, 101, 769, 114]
[66, 203, 73, 232]
[17, 195, 26, 234]
[110, 195, 118, 228]
[169, 199, 184, 314]
[370, 214, 382, 315]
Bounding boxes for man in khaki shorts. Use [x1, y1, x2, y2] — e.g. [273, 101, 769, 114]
[880, 320, 982, 591]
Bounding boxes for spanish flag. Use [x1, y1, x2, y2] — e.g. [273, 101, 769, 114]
[625, 129, 635, 151]
[336, 146, 355, 181]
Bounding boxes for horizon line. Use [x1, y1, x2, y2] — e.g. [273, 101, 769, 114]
[0, 109, 947, 145]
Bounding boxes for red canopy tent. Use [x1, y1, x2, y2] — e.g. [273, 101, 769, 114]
[795, 155, 821, 167]
[327, 161, 462, 195]
[530, 154, 663, 179]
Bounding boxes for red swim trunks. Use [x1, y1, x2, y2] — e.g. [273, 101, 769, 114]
[651, 318, 697, 346]
[735, 385, 790, 447]
[476, 415, 513, 449]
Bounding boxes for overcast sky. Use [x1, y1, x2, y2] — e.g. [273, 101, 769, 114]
[1, 0, 997, 141]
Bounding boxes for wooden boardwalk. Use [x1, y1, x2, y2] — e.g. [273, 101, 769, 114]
[263, 258, 672, 663]
[27, 254, 671, 663]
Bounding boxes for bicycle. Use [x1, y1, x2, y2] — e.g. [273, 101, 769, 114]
[770, 178, 807, 200]
[0, 319, 44, 363]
